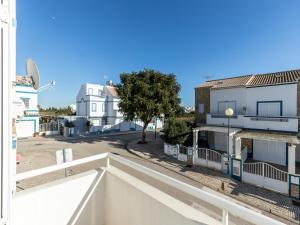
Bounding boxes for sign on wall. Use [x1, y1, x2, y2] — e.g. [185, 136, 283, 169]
[231, 158, 242, 181]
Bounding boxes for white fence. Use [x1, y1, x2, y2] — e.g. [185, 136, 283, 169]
[243, 162, 288, 194]
[39, 122, 60, 135]
[194, 148, 222, 171]
[164, 143, 179, 158]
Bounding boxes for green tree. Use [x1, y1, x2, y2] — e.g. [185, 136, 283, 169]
[117, 69, 181, 143]
[161, 119, 190, 145]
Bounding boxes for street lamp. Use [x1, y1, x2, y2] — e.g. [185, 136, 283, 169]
[225, 107, 234, 156]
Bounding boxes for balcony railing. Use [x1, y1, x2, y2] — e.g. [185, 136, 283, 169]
[14, 152, 283, 225]
[207, 113, 298, 132]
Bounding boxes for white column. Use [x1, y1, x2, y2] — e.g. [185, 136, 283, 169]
[228, 133, 234, 155]
[288, 144, 296, 174]
[193, 129, 198, 150]
[235, 137, 242, 159]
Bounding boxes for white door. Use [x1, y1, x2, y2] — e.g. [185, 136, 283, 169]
[253, 140, 286, 165]
[17, 121, 35, 138]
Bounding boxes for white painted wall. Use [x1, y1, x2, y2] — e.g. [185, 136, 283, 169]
[245, 84, 297, 117]
[208, 84, 298, 132]
[15, 85, 38, 111]
[13, 168, 220, 225]
[12, 171, 102, 225]
[210, 88, 246, 114]
[104, 167, 218, 225]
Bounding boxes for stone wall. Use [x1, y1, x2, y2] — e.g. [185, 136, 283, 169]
[195, 87, 210, 124]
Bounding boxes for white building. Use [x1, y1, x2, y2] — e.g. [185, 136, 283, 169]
[76, 82, 162, 133]
[194, 70, 300, 194]
[14, 76, 39, 138]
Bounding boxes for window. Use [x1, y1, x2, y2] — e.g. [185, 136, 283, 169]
[21, 97, 30, 109]
[218, 101, 236, 114]
[92, 103, 97, 112]
[88, 88, 93, 95]
[199, 103, 204, 113]
[257, 101, 282, 117]
[98, 89, 102, 96]
[102, 103, 105, 112]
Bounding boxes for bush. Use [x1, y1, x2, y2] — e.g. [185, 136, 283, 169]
[161, 119, 191, 145]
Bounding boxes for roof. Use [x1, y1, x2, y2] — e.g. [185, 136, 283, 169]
[236, 130, 299, 144]
[106, 86, 118, 97]
[196, 69, 300, 89]
[16, 76, 33, 86]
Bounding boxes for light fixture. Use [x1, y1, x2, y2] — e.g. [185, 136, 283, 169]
[225, 107, 234, 117]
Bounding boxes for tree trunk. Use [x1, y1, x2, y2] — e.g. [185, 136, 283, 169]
[140, 121, 150, 144]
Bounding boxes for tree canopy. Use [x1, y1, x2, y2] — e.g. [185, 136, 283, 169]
[117, 69, 181, 143]
[161, 119, 191, 145]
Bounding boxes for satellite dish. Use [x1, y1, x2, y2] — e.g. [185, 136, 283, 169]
[26, 58, 40, 90]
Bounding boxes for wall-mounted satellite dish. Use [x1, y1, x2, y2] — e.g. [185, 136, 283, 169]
[26, 58, 40, 90]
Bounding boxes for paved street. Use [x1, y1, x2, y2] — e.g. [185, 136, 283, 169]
[17, 132, 296, 224]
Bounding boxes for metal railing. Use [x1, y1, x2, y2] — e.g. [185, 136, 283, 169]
[14, 152, 284, 225]
[198, 148, 222, 163]
[39, 121, 59, 132]
[243, 162, 287, 182]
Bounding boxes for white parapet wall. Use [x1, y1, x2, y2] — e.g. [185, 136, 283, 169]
[164, 143, 179, 158]
[12, 153, 285, 225]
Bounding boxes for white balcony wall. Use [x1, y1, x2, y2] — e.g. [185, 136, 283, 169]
[207, 114, 244, 127]
[243, 116, 298, 132]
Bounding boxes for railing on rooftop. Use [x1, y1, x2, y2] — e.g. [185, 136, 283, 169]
[14, 152, 284, 225]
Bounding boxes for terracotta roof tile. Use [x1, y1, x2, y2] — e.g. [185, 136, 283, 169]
[196, 75, 252, 89]
[248, 69, 300, 87]
[196, 69, 300, 89]
[16, 76, 33, 86]
[106, 86, 118, 97]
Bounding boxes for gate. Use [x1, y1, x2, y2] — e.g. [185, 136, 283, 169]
[195, 148, 222, 171]
[243, 162, 288, 194]
[289, 174, 300, 199]
[231, 158, 242, 181]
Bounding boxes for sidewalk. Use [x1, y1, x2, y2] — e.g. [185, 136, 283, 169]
[127, 135, 300, 224]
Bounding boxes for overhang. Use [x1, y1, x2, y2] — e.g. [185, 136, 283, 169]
[194, 125, 241, 135]
[236, 130, 300, 145]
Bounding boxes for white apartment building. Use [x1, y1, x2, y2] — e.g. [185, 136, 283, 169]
[76, 82, 149, 132]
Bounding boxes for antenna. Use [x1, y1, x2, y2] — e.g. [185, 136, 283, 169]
[38, 80, 56, 92]
[26, 58, 40, 90]
[204, 75, 213, 80]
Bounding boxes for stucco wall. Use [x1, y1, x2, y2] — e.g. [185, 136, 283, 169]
[245, 84, 297, 116]
[210, 87, 246, 114]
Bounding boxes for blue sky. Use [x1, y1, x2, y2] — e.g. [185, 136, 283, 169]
[17, 0, 300, 107]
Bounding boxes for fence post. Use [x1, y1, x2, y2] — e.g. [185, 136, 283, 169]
[262, 162, 265, 177]
[222, 209, 229, 225]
